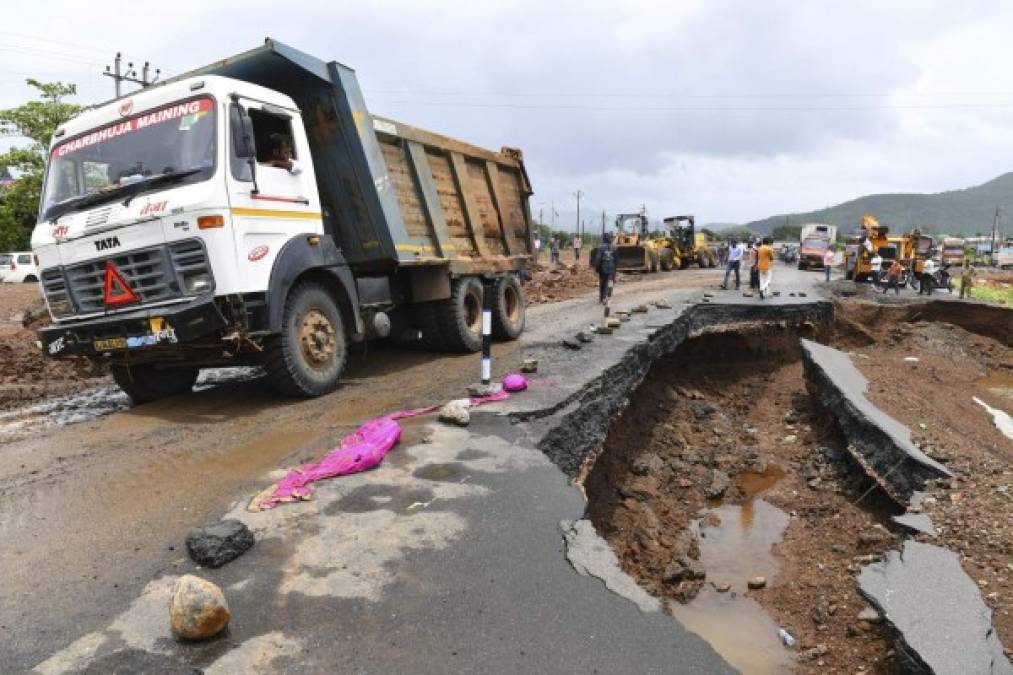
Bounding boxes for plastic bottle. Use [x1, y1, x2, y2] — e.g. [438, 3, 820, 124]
[778, 628, 795, 647]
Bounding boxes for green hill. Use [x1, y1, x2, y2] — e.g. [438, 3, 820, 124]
[744, 172, 1013, 237]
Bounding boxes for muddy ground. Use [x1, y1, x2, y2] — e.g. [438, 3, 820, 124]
[0, 284, 108, 410]
[586, 299, 1012, 673]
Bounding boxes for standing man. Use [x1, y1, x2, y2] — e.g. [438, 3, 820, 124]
[573, 234, 582, 262]
[757, 237, 775, 300]
[747, 240, 759, 291]
[823, 246, 835, 282]
[596, 232, 617, 304]
[533, 235, 542, 263]
[870, 252, 883, 286]
[918, 257, 937, 295]
[550, 237, 560, 265]
[721, 238, 743, 290]
[959, 257, 976, 299]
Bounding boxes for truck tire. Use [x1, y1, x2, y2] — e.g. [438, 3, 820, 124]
[648, 251, 659, 273]
[660, 249, 674, 271]
[111, 363, 199, 404]
[697, 251, 707, 268]
[492, 274, 526, 340]
[437, 277, 484, 352]
[265, 281, 347, 397]
[679, 255, 689, 270]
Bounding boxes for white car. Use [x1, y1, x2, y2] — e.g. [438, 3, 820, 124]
[0, 252, 39, 283]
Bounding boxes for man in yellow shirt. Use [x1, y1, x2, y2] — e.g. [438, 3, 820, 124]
[757, 237, 775, 300]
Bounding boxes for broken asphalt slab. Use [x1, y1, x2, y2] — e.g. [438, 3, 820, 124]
[858, 540, 1013, 675]
[800, 339, 952, 504]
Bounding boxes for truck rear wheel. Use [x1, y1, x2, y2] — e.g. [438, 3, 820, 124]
[697, 251, 707, 268]
[266, 281, 347, 397]
[111, 363, 199, 404]
[492, 274, 526, 340]
[437, 277, 483, 352]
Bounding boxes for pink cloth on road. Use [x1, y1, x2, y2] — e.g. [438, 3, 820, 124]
[250, 389, 512, 511]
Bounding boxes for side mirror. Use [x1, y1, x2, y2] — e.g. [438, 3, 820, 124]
[230, 104, 256, 160]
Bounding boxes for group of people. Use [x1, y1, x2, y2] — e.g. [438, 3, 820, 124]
[533, 235, 583, 265]
[718, 237, 789, 299]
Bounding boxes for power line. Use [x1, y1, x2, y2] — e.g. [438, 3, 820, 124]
[366, 88, 1013, 100]
[0, 30, 109, 55]
[374, 99, 1013, 112]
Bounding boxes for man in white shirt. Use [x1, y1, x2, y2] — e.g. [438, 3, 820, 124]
[721, 239, 744, 290]
[870, 253, 883, 284]
[918, 258, 937, 295]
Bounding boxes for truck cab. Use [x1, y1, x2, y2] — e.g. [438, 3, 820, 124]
[33, 41, 532, 403]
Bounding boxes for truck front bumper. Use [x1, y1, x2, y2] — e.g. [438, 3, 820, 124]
[38, 296, 227, 359]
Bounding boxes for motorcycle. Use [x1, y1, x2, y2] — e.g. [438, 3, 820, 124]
[909, 265, 953, 294]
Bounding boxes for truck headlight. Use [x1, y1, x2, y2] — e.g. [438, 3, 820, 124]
[184, 273, 212, 294]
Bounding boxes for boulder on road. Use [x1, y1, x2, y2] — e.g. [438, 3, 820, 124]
[185, 519, 255, 569]
[170, 575, 230, 640]
[439, 400, 471, 426]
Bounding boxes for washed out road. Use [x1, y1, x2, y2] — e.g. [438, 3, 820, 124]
[1, 264, 824, 673]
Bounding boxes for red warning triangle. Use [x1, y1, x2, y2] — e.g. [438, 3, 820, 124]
[103, 260, 139, 306]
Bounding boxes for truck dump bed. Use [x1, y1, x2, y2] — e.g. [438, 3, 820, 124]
[175, 39, 533, 274]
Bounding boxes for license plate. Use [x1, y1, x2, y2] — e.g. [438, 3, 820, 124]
[93, 337, 127, 351]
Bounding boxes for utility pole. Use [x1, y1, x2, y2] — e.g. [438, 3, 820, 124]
[104, 53, 161, 97]
[992, 207, 1001, 265]
[601, 210, 606, 237]
[550, 200, 556, 230]
[574, 190, 583, 236]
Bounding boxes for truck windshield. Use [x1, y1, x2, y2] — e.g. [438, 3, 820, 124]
[801, 237, 829, 250]
[41, 97, 216, 221]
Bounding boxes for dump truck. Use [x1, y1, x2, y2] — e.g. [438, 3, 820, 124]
[661, 215, 717, 269]
[940, 237, 966, 267]
[797, 223, 838, 270]
[31, 40, 533, 402]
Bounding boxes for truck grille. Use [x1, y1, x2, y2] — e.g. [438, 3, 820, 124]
[42, 239, 212, 317]
[41, 268, 73, 318]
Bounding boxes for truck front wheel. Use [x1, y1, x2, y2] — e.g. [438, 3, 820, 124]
[111, 363, 199, 404]
[437, 277, 484, 352]
[492, 274, 526, 340]
[266, 282, 347, 397]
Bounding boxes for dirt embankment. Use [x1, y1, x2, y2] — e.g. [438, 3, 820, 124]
[0, 285, 109, 410]
[585, 299, 1013, 674]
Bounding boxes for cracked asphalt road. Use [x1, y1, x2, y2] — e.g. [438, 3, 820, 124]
[2, 264, 823, 673]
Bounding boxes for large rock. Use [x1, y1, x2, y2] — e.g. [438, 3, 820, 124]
[800, 339, 951, 504]
[438, 399, 470, 427]
[186, 519, 255, 568]
[169, 575, 230, 640]
[858, 541, 1012, 675]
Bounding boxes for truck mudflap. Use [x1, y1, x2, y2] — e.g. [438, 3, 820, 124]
[38, 296, 227, 358]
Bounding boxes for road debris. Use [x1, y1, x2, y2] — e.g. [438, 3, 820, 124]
[521, 358, 539, 373]
[185, 520, 255, 568]
[858, 541, 1013, 675]
[170, 575, 230, 640]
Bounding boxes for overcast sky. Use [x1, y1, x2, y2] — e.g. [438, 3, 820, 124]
[4, 1, 1013, 230]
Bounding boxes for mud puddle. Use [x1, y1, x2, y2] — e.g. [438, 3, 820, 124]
[670, 469, 793, 675]
[978, 369, 1013, 402]
[0, 367, 263, 442]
